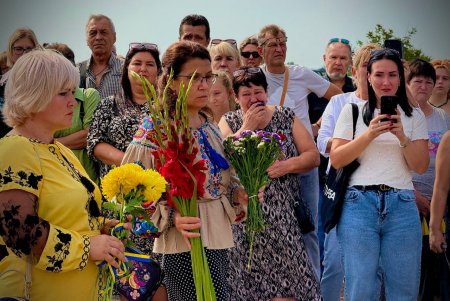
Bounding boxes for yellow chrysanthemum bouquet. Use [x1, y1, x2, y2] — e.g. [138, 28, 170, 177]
[99, 163, 167, 300]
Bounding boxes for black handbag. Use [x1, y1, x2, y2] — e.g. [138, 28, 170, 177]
[293, 191, 315, 234]
[321, 103, 359, 234]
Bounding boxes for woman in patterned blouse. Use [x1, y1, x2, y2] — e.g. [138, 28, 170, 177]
[87, 42, 161, 178]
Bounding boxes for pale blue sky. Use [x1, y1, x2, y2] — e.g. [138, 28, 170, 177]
[1, 0, 449, 69]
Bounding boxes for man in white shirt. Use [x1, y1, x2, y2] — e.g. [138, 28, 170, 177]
[257, 24, 341, 281]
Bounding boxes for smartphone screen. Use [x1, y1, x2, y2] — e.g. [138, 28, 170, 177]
[384, 39, 403, 59]
[380, 96, 398, 122]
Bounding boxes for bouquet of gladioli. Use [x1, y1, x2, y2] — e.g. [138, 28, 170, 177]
[131, 70, 216, 301]
[99, 163, 167, 301]
[223, 130, 283, 269]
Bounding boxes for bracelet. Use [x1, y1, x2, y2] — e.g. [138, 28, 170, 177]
[399, 137, 411, 148]
[228, 185, 240, 207]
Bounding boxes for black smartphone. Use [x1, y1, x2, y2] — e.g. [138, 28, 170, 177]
[384, 39, 403, 59]
[380, 96, 398, 122]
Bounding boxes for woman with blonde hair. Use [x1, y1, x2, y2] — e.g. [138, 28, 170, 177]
[208, 70, 236, 123]
[429, 59, 450, 115]
[0, 49, 126, 300]
[209, 39, 241, 77]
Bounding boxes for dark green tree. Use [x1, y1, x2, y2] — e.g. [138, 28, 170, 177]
[357, 24, 431, 62]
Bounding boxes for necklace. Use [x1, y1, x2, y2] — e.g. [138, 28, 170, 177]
[94, 65, 108, 77]
[428, 99, 448, 108]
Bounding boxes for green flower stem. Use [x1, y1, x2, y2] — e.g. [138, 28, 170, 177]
[174, 196, 217, 301]
[246, 194, 265, 270]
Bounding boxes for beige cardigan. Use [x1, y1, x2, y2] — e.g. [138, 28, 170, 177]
[122, 116, 243, 254]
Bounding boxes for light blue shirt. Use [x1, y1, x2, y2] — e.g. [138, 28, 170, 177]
[317, 91, 365, 156]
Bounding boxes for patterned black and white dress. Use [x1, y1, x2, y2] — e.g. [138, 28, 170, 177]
[224, 106, 322, 301]
[87, 91, 152, 253]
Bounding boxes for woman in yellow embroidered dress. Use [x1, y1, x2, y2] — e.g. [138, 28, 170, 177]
[0, 49, 126, 300]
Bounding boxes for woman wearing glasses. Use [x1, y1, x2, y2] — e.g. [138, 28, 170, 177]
[219, 66, 321, 301]
[1, 28, 39, 138]
[122, 41, 250, 301]
[239, 36, 263, 67]
[209, 39, 241, 77]
[331, 49, 429, 301]
[87, 42, 161, 178]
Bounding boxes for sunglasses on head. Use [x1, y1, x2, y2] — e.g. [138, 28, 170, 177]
[210, 39, 237, 47]
[328, 38, 350, 45]
[128, 42, 158, 52]
[233, 67, 262, 77]
[371, 48, 401, 59]
[240, 51, 260, 59]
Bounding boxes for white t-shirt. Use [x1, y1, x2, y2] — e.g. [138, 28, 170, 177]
[262, 64, 330, 135]
[333, 101, 428, 189]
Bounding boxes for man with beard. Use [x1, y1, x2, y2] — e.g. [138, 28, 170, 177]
[78, 14, 124, 99]
[307, 39, 355, 283]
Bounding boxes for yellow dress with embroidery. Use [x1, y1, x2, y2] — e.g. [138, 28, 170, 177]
[0, 136, 103, 300]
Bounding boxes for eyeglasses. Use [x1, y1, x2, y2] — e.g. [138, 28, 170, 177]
[328, 38, 350, 45]
[240, 51, 260, 59]
[233, 67, 262, 77]
[13, 46, 34, 55]
[210, 39, 237, 47]
[261, 37, 288, 49]
[177, 73, 218, 85]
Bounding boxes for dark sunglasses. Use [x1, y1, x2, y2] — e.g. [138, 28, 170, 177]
[233, 67, 262, 77]
[241, 51, 260, 59]
[210, 39, 237, 47]
[328, 38, 350, 45]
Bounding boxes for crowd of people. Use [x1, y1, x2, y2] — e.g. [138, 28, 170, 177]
[0, 13, 449, 301]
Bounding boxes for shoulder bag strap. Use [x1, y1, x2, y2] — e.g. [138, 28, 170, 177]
[279, 66, 289, 107]
[350, 103, 359, 139]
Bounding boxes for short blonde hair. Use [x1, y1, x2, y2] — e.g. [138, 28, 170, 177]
[209, 42, 241, 66]
[3, 49, 80, 127]
[353, 43, 382, 69]
[215, 71, 236, 111]
[7, 27, 39, 67]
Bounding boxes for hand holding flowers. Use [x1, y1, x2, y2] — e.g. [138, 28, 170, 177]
[99, 163, 167, 301]
[223, 130, 283, 269]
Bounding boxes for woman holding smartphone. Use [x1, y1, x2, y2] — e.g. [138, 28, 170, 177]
[330, 48, 429, 301]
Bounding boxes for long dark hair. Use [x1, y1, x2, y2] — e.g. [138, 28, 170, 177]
[159, 41, 211, 115]
[121, 47, 161, 101]
[363, 48, 412, 126]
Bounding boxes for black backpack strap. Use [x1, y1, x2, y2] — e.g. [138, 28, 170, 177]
[350, 103, 359, 139]
[78, 60, 89, 89]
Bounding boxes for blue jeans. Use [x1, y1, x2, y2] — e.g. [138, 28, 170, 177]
[299, 167, 320, 281]
[321, 227, 344, 301]
[337, 187, 422, 301]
